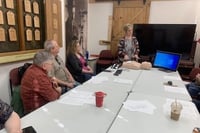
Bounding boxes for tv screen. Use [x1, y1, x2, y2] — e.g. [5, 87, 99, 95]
[133, 24, 196, 59]
[153, 51, 181, 71]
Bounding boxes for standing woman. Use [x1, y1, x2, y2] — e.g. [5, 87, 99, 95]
[66, 39, 94, 83]
[118, 23, 140, 61]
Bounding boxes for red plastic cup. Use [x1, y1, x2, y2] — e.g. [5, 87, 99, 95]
[95, 91, 106, 107]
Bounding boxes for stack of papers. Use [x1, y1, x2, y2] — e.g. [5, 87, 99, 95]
[164, 85, 188, 94]
[164, 75, 181, 81]
[123, 100, 156, 115]
[113, 78, 133, 84]
[87, 76, 109, 84]
[58, 90, 95, 106]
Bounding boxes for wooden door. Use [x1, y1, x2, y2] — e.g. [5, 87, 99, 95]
[111, 0, 150, 55]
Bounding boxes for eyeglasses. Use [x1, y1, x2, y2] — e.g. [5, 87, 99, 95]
[45, 62, 53, 66]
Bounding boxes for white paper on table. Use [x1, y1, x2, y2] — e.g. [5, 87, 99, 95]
[163, 98, 199, 120]
[58, 90, 95, 106]
[123, 100, 156, 115]
[113, 78, 133, 85]
[87, 76, 109, 84]
[164, 75, 181, 81]
[164, 85, 188, 94]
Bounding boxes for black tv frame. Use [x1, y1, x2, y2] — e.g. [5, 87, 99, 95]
[133, 24, 196, 60]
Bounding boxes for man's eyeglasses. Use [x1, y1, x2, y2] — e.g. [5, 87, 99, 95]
[45, 62, 53, 66]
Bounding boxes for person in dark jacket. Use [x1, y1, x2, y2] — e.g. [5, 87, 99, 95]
[66, 39, 94, 83]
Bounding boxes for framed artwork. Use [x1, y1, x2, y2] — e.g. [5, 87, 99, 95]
[0, 0, 62, 64]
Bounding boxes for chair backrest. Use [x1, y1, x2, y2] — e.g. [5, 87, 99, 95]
[190, 42, 197, 60]
[99, 50, 114, 60]
[10, 68, 25, 117]
[18, 63, 32, 81]
[9, 68, 21, 96]
[9, 63, 32, 117]
[189, 68, 200, 81]
[9, 63, 32, 96]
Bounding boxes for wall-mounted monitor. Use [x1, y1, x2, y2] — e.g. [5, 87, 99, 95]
[133, 24, 196, 59]
[153, 50, 181, 72]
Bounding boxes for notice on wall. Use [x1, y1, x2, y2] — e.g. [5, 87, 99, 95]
[52, 3, 57, 14]
[35, 29, 40, 41]
[7, 11, 15, 25]
[25, 14, 32, 27]
[53, 19, 58, 29]
[0, 11, 4, 24]
[6, 0, 14, 9]
[0, 0, 2, 7]
[0, 27, 6, 41]
[33, 1, 39, 14]
[26, 29, 32, 41]
[34, 16, 40, 28]
[9, 27, 17, 41]
[24, 0, 31, 13]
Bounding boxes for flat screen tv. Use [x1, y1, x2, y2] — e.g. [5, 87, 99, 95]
[133, 24, 196, 59]
[153, 51, 181, 72]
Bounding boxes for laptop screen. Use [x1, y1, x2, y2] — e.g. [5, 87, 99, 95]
[153, 51, 181, 71]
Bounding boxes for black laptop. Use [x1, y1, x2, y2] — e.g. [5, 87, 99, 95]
[153, 51, 181, 72]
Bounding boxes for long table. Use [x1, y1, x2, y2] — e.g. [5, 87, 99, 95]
[107, 92, 200, 133]
[0, 68, 199, 133]
[132, 69, 192, 101]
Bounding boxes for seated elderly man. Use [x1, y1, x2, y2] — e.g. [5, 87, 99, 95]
[44, 40, 80, 93]
[21, 50, 62, 114]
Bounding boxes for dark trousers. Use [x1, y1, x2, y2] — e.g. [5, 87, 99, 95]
[60, 81, 80, 94]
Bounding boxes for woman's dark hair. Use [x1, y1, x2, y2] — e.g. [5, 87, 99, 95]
[72, 36, 78, 41]
[70, 36, 79, 53]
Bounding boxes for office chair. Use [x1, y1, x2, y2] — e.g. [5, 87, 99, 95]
[179, 42, 197, 77]
[96, 50, 117, 74]
[9, 68, 21, 96]
[181, 67, 200, 82]
[9, 63, 31, 117]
